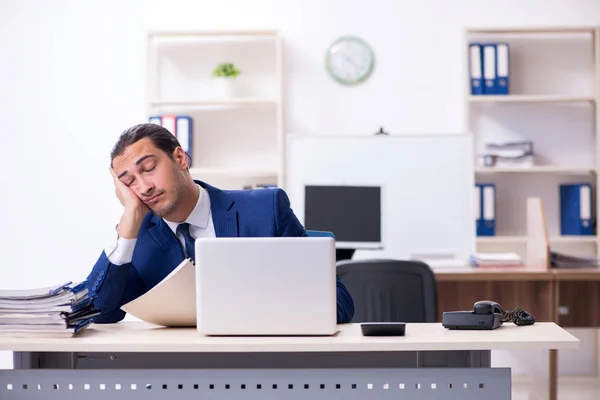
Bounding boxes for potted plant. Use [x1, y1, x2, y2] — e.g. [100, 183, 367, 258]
[212, 62, 241, 98]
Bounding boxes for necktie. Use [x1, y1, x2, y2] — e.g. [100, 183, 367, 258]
[176, 223, 196, 262]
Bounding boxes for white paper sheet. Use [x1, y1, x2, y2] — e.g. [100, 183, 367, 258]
[121, 258, 196, 327]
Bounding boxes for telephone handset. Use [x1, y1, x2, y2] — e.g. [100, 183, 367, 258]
[473, 300, 504, 316]
[442, 300, 536, 330]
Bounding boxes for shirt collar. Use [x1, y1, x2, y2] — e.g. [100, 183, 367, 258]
[164, 184, 211, 235]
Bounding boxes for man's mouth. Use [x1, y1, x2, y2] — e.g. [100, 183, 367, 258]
[145, 193, 163, 205]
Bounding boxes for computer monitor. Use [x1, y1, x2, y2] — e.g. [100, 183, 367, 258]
[304, 185, 382, 250]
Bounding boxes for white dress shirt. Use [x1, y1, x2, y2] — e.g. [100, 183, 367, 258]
[104, 184, 216, 265]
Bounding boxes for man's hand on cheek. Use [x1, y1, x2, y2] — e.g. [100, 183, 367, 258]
[110, 167, 149, 239]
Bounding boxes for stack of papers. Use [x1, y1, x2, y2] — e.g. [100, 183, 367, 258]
[410, 253, 469, 269]
[479, 140, 534, 169]
[551, 251, 599, 268]
[469, 252, 524, 267]
[0, 281, 99, 337]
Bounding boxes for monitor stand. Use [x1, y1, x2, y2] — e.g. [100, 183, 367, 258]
[336, 248, 355, 262]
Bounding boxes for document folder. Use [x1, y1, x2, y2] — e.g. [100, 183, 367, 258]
[495, 43, 510, 95]
[560, 183, 594, 235]
[176, 116, 193, 158]
[469, 43, 484, 95]
[483, 44, 497, 95]
[477, 183, 496, 236]
[475, 184, 482, 235]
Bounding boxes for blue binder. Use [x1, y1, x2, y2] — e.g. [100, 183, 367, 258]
[482, 44, 497, 95]
[149, 115, 162, 125]
[495, 43, 510, 95]
[469, 43, 484, 95]
[175, 116, 193, 159]
[476, 183, 496, 236]
[560, 183, 593, 235]
[475, 184, 482, 235]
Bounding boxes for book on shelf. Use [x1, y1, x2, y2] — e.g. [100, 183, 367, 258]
[0, 281, 99, 337]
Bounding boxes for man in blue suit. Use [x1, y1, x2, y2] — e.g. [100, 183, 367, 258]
[86, 123, 354, 324]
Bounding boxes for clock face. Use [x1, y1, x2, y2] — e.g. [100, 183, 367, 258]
[326, 36, 374, 85]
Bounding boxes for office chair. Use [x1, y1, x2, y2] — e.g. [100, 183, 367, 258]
[305, 231, 358, 261]
[305, 230, 335, 238]
[336, 259, 438, 323]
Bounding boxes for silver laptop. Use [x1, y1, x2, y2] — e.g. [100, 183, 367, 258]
[195, 237, 337, 336]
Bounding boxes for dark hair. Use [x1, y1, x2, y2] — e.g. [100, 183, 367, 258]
[110, 123, 186, 165]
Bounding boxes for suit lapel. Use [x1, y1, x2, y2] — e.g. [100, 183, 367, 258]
[201, 181, 239, 237]
[213, 209, 238, 237]
[149, 215, 185, 267]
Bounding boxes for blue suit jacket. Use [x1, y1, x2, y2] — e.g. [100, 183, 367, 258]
[86, 181, 354, 324]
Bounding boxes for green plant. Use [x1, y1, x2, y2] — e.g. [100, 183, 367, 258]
[212, 63, 241, 78]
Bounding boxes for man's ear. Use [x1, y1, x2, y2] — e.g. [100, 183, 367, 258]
[172, 147, 189, 170]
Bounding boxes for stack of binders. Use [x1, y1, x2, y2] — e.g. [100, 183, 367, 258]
[149, 115, 193, 159]
[0, 282, 99, 337]
[469, 42, 510, 95]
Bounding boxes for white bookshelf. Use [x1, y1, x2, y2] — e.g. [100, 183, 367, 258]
[475, 166, 596, 174]
[149, 99, 278, 108]
[477, 236, 598, 244]
[466, 26, 600, 260]
[146, 30, 283, 190]
[468, 94, 596, 103]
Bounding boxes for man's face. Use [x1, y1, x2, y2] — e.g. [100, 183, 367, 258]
[112, 138, 187, 218]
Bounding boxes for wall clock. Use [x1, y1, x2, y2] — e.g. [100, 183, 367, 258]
[325, 36, 375, 85]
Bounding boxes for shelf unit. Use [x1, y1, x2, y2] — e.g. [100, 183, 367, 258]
[475, 166, 596, 174]
[477, 235, 598, 245]
[468, 95, 596, 103]
[145, 30, 283, 190]
[466, 26, 600, 259]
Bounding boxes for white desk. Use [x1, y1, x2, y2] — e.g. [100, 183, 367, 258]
[0, 322, 578, 400]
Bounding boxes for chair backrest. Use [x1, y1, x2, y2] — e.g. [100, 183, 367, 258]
[336, 259, 438, 323]
[306, 230, 335, 238]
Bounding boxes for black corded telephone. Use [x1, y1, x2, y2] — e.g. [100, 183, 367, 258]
[442, 300, 536, 330]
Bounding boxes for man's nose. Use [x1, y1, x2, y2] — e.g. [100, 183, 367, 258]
[138, 177, 155, 196]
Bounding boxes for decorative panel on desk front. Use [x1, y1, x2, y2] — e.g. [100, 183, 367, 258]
[0, 368, 511, 400]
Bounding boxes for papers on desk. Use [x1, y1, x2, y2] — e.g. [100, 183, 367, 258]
[0, 281, 99, 337]
[121, 258, 196, 327]
[469, 252, 524, 267]
[409, 253, 469, 269]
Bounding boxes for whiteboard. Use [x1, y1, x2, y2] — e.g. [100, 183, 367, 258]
[285, 134, 476, 262]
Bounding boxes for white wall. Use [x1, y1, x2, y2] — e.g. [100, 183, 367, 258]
[1, 0, 600, 372]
